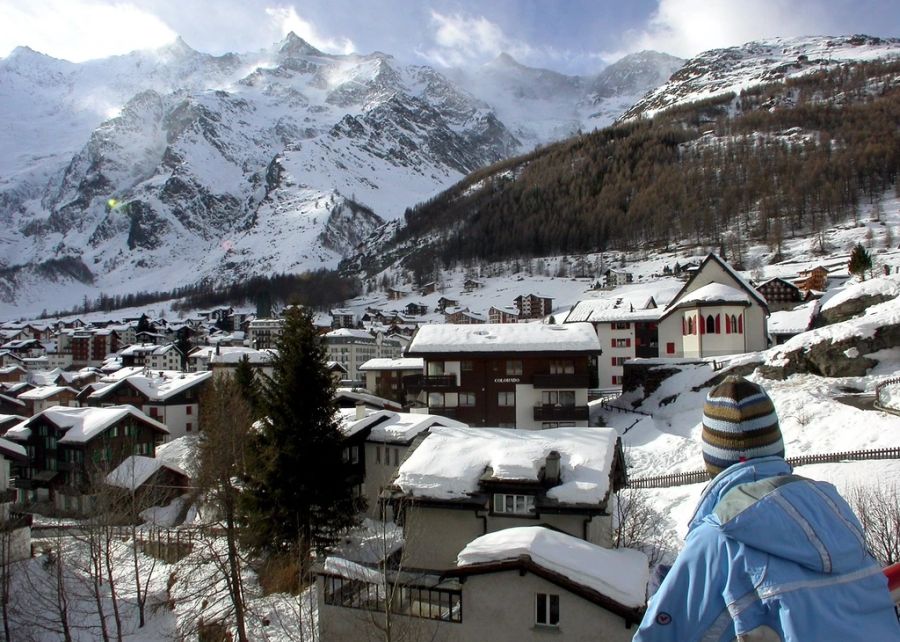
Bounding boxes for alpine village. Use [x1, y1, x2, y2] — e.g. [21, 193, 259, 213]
[0, 18, 900, 642]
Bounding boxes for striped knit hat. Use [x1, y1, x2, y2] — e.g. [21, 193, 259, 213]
[701, 375, 784, 478]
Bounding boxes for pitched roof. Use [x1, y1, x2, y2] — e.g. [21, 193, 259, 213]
[105, 455, 188, 491]
[9, 405, 168, 444]
[90, 371, 212, 402]
[18, 385, 77, 400]
[394, 426, 619, 505]
[407, 323, 601, 354]
[338, 409, 466, 443]
[358, 357, 423, 372]
[662, 253, 768, 318]
[453, 527, 648, 611]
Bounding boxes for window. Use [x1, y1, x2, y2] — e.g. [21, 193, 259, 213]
[459, 392, 476, 407]
[186, 405, 192, 415]
[666, 342, 675, 354]
[498, 391, 515, 407]
[393, 448, 399, 467]
[493, 493, 535, 515]
[612, 375, 621, 385]
[549, 360, 574, 374]
[612, 321, 630, 330]
[376, 445, 382, 464]
[536, 593, 559, 627]
[541, 390, 575, 406]
[688, 317, 695, 334]
[611, 356, 627, 366]
[613, 338, 630, 348]
[706, 315, 715, 334]
[186, 422, 192, 432]
[427, 361, 445, 376]
[506, 360, 523, 376]
[428, 392, 446, 408]
[461, 360, 474, 372]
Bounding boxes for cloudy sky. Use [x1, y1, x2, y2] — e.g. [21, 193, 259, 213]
[1, 0, 899, 73]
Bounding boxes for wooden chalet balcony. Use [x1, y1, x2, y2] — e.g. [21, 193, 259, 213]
[428, 407, 459, 419]
[402, 374, 457, 391]
[531, 373, 589, 389]
[533, 404, 589, 421]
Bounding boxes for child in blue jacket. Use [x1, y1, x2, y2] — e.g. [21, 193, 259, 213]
[634, 375, 899, 641]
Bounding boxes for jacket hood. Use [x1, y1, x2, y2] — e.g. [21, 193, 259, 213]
[692, 457, 869, 574]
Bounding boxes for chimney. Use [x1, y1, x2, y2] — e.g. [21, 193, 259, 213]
[545, 450, 561, 485]
[355, 402, 366, 420]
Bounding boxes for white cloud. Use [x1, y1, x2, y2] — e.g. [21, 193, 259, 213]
[264, 6, 355, 55]
[420, 10, 535, 68]
[622, 0, 830, 58]
[0, 0, 177, 61]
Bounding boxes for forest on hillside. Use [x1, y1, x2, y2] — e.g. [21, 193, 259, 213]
[386, 59, 900, 276]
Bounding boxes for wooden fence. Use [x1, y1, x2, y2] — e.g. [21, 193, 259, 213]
[628, 447, 900, 489]
[875, 376, 900, 412]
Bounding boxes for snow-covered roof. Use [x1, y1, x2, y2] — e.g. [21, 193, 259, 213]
[456, 527, 648, 609]
[358, 357, 424, 371]
[820, 276, 900, 312]
[18, 385, 76, 400]
[156, 435, 200, 477]
[565, 297, 662, 323]
[675, 282, 751, 307]
[339, 409, 467, 443]
[118, 343, 159, 356]
[9, 405, 168, 444]
[106, 455, 187, 491]
[664, 254, 767, 314]
[407, 323, 601, 354]
[210, 348, 275, 365]
[90, 371, 212, 402]
[334, 388, 402, 410]
[395, 426, 619, 505]
[325, 328, 375, 340]
[768, 301, 817, 335]
[0, 436, 26, 460]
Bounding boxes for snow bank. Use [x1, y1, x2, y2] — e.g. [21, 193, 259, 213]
[820, 276, 900, 312]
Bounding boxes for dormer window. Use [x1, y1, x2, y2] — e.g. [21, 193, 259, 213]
[493, 493, 535, 515]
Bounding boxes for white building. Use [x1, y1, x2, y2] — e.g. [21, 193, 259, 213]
[324, 329, 403, 382]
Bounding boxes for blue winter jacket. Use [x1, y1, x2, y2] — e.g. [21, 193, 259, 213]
[633, 456, 900, 641]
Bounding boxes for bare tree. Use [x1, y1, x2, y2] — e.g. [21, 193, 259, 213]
[611, 488, 667, 567]
[847, 482, 900, 566]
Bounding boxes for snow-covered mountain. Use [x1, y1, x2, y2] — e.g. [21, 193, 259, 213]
[0, 35, 680, 317]
[621, 35, 900, 120]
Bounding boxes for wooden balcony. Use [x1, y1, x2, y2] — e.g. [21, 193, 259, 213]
[533, 405, 589, 421]
[402, 374, 457, 391]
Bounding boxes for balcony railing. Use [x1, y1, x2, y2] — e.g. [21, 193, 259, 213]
[402, 374, 457, 390]
[533, 405, 589, 421]
[428, 407, 459, 419]
[531, 374, 589, 388]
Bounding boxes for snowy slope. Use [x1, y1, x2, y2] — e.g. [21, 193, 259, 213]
[622, 35, 900, 120]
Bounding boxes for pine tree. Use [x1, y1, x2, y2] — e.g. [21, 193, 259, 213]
[233, 355, 262, 419]
[240, 307, 360, 571]
[848, 242, 873, 281]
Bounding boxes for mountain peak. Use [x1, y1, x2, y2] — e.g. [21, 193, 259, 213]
[278, 32, 323, 57]
[491, 52, 521, 68]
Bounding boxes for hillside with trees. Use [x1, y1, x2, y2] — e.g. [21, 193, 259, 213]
[349, 59, 900, 279]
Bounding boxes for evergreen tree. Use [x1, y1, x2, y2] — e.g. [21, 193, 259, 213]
[848, 242, 873, 280]
[240, 307, 360, 571]
[233, 355, 262, 418]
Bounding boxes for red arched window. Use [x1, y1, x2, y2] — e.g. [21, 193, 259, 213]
[731, 314, 738, 333]
[738, 314, 743, 333]
[715, 314, 721, 333]
[725, 315, 731, 334]
[706, 315, 715, 334]
[682, 317, 687, 335]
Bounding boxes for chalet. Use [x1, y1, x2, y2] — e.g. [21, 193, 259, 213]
[419, 281, 439, 296]
[358, 357, 424, 405]
[105, 455, 191, 512]
[514, 294, 553, 320]
[18, 385, 78, 415]
[134, 330, 169, 346]
[319, 526, 647, 642]
[330, 309, 357, 329]
[0, 339, 45, 358]
[0, 365, 28, 384]
[444, 308, 486, 325]
[86, 371, 212, 439]
[0, 437, 30, 562]
[603, 269, 633, 288]
[119, 343, 159, 368]
[794, 265, 829, 292]
[436, 296, 459, 313]
[488, 306, 520, 324]
[5, 405, 169, 512]
[0, 392, 27, 417]
[657, 254, 769, 358]
[388, 287, 411, 301]
[247, 318, 285, 349]
[756, 277, 807, 312]
[405, 323, 600, 429]
[386, 426, 626, 568]
[404, 302, 428, 316]
[148, 344, 184, 371]
[463, 278, 484, 291]
[338, 408, 466, 517]
[565, 297, 661, 388]
[768, 301, 818, 345]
